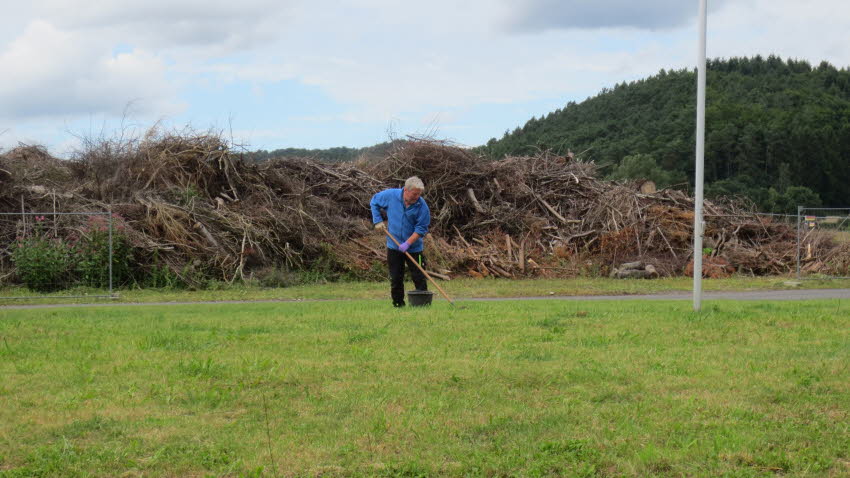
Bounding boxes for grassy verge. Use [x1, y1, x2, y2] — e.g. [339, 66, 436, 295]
[1, 299, 848, 476]
[2, 275, 850, 306]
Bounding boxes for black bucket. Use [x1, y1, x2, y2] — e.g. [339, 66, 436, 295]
[407, 290, 433, 307]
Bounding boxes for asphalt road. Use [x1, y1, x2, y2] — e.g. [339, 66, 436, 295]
[468, 288, 850, 302]
[2, 289, 849, 310]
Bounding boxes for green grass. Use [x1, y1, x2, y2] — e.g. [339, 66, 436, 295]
[2, 275, 850, 306]
[1, 299, 848, 476]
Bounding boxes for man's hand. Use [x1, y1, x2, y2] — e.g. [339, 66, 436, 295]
[398, 242, 410, 253]
[374, 221, 387, 231]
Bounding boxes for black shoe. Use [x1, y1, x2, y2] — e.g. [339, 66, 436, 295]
[393, 302, 405, 308]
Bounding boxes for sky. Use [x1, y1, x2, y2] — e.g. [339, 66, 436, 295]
[1, 0, 849, 156]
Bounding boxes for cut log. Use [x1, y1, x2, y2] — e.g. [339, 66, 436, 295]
[519, 238, 526, 273]
[620, 261, 644, 270]
[425, 270, 451, 281]
[467, 188, 486, 214]
[193, 222, 219, 248]
[613, 269, 654, 279]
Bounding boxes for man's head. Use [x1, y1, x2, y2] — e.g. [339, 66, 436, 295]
[403, 176, 425, 204]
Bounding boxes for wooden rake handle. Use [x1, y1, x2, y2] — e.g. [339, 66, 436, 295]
[385, 231, 456, 307]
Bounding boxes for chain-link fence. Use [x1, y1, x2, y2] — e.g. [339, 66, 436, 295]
[796, 207, 850, 279]
[0, 210, 115, 299]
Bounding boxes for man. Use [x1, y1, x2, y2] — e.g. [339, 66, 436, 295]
[370, 176, 431, 307]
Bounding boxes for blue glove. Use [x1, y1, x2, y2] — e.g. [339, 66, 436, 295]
[398, 242, 410, 253]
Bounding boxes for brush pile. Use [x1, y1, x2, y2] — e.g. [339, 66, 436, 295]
[367, 140, 814, 278]
[1, 130, 845, 287]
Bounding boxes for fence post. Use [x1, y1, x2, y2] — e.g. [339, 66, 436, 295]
[20, 195, 26, 236]
[108, 206, 114, 298]
[796, 205, 802, 279]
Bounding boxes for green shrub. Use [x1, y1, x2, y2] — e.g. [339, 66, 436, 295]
[12, 214, 134, 292]
[144, 262, 184, 289]
[253, 266, 303, 288]
[75, 215, 132, 288]
[11, 219, 75, 292]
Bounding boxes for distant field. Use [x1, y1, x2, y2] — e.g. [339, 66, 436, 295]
[1, 299, 848, 476]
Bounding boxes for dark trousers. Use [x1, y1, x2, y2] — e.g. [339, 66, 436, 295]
[387, 248, 427, 306]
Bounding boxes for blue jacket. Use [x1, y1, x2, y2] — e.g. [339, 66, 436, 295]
[370, 188, 431, 252]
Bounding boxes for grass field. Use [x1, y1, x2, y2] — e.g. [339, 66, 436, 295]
[1, 299, 848, 477]
[3, 276, 850, 307]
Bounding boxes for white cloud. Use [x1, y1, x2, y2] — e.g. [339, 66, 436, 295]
[0, 20, 179, 120]
[260, 27, 684, 121]
[707, 0, 850, 67]
[32, 0, 292, 52]
[195, 63, 299, 85]
[504, 0, 735, 32]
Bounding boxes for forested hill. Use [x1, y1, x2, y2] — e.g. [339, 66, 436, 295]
[481, 56, 850, 212]
[246, 141, 403, 163]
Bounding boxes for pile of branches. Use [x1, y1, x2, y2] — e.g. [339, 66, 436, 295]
[1, 129, 383, 285]
[0, 132, 843, 286]
[367, 140, 809, 278]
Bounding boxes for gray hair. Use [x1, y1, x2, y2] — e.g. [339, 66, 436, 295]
[404, 176, 425, 191]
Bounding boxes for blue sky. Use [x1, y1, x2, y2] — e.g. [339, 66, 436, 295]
[2, 0, 849, 156]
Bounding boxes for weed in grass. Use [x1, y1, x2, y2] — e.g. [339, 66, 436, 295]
[14, 360, 37, 375]
[177, 357, 227, 379]
[239, 467, 267, 478]
[15, 437, 143, 477]
[68, 361, 97, 388]
[378, 460, 432, 477]
[1, 336, 13, 357]
[515, 347, 554, 362]
[726, 449, 794, 474]
[530, 440, 602, 477]
[179, 387, 236, 409]
[790, 366, 824, 389]
[535, 317, 568, 334]
[148, 440, 238, 470]
[53, 416, 124, 440]
[681, 310, 715, 323]
[236, 325, 272, 336]
[240, 357, 279, 376]
[536, 332, 561, 343]
[347, 329, 385, 344]
[137, 331, 209, 352]
[575, 335, 616, 347]
[171, 322, 220, 333]
[147, 382, 179, 405]
[590, 389, 633, 404]
[18, 440, 83, 476]
[648, 360, 689, 376]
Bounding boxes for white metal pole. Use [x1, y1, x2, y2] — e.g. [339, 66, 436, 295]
[693, 0, 707, 311]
